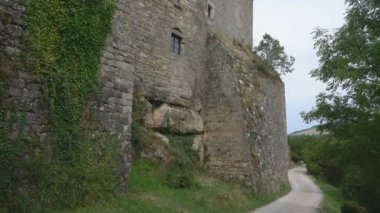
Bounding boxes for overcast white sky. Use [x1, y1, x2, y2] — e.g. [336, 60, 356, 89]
[253, 0, 346, 133]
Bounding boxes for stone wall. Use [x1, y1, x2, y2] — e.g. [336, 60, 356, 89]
[0, 0, 49, 141]
[1, 0, 289, 197]
[207, 0, 253, 47]
[93, 0, 287, 194]
[202, 36, 288, 193]
[202, 36, 255, 185]
[237, 55, 289, 194]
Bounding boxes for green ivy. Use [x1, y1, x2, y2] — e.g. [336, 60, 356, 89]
[27, 0, 115, 162]
[164, 134, 199, 189]
[0, 0, 117, 211]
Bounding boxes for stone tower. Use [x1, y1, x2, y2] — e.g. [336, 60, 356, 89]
[206, 0, 253, 47]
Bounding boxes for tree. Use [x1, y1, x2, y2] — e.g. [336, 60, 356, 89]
[254, 33, 295, 75]
[302, 0, 380, 211]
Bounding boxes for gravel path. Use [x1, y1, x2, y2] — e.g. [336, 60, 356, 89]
[253, 165, 323, 213]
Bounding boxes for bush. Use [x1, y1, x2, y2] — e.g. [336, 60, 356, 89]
[342, 169, 380, 213]
[302, 137, 345, 186]
[306, 163, 322, 176]
[341, 201, 366, 213]
[0, 123, 120, 211]
[165, 159, 198, 189]
[164, 134, 198, 189]
[288, 135, 319, 163]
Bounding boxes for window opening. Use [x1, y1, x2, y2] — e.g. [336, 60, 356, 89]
[171, 33, 182, 55]
[208, 4, 213, 19]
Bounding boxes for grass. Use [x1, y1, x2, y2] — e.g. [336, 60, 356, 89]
[315, 179, 345, 213]
[61, 161, 290, 213]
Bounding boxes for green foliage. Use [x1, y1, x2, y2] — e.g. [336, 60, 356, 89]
[165, 134, 198, 189]
[254, 33, 295, 75]
[27, 0, 115, 162]
[35, 135, 119, 210]
[165, 159, 198, 189]
[302, 1, 380, 211]
[304, 138, 345, 186]
[0, 0, 118, 211]
[0, 120, 120, 211]
[315, 179, 345, 213]
[64, 161, 290, 213]
[288, 135, 319, 162]
[0, 112, 28, 211]
[341, 201, 366, 213]
[288, 136, 344, 185]
[166, 134, 198, 165]
[130, 122, 145, 160]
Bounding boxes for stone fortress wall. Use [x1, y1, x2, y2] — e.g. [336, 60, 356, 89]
[0, 0, 49, 143]
[207, 0, 253, 47]
[0, 0, 288, 194]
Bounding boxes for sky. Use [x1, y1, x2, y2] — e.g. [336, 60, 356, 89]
[253, 0, 346, 133]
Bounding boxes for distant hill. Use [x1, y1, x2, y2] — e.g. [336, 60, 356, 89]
[289, 126, 322, 136]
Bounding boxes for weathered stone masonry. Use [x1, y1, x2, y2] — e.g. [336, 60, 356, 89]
[0, 0, 49, 142]
[1, 0, 289, 194]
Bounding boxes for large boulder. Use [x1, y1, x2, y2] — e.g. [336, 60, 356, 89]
[144, 104, 204, 134]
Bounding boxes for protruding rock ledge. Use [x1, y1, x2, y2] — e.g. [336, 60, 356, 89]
[144, 104, 204, 135]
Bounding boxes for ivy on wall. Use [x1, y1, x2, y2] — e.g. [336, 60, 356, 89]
[27, 0, 115, 161]
[1, 0, 119, 210]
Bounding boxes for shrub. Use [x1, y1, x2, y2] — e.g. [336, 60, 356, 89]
[306, 163, 322, 176]
[287, 135, 319, 163]
[164, 134, 198, 189]
[341, 201, 366, 213]
[165, 159, 198, 189]
[254, 33, 295, 75]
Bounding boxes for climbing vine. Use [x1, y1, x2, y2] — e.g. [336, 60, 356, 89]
[27, 0, 115, 161]
[27, 0, 117, 209]
[1, 0, 118, 210]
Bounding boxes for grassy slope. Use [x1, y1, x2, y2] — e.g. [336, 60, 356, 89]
[63, 161, 290, 213]
[315, 179, 344, 213]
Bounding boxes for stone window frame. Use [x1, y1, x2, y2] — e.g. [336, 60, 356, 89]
[170, 28, 184, 55]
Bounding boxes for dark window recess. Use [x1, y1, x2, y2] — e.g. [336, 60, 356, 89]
[171, 33, 182, 55]
[148, 98, 164, 108]
[208, 5, 213, 18]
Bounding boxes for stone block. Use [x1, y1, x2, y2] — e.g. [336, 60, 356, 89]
[144, 104, 204, 134]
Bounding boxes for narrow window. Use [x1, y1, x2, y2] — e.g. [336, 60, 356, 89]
[171, 33, 182, 55]
[207, 3, 215, 19]
[208, 5, 213, 19]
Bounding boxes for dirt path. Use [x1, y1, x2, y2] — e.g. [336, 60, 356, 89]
[253, 165, 323, 213]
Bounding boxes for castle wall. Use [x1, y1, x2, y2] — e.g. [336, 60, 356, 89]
[202, 36, 255, 185]
[202, 36, 288, 193]
[91, 0, 210, 190]
[0, 0, 49, 141]
[1, 0, 288, 197]
[207, 0, 253, 47]
[122, 0, 208, 109]
[237, 60, 289, 194]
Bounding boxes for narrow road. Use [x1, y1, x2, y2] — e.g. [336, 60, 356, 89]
[253, 165, 323, 213]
